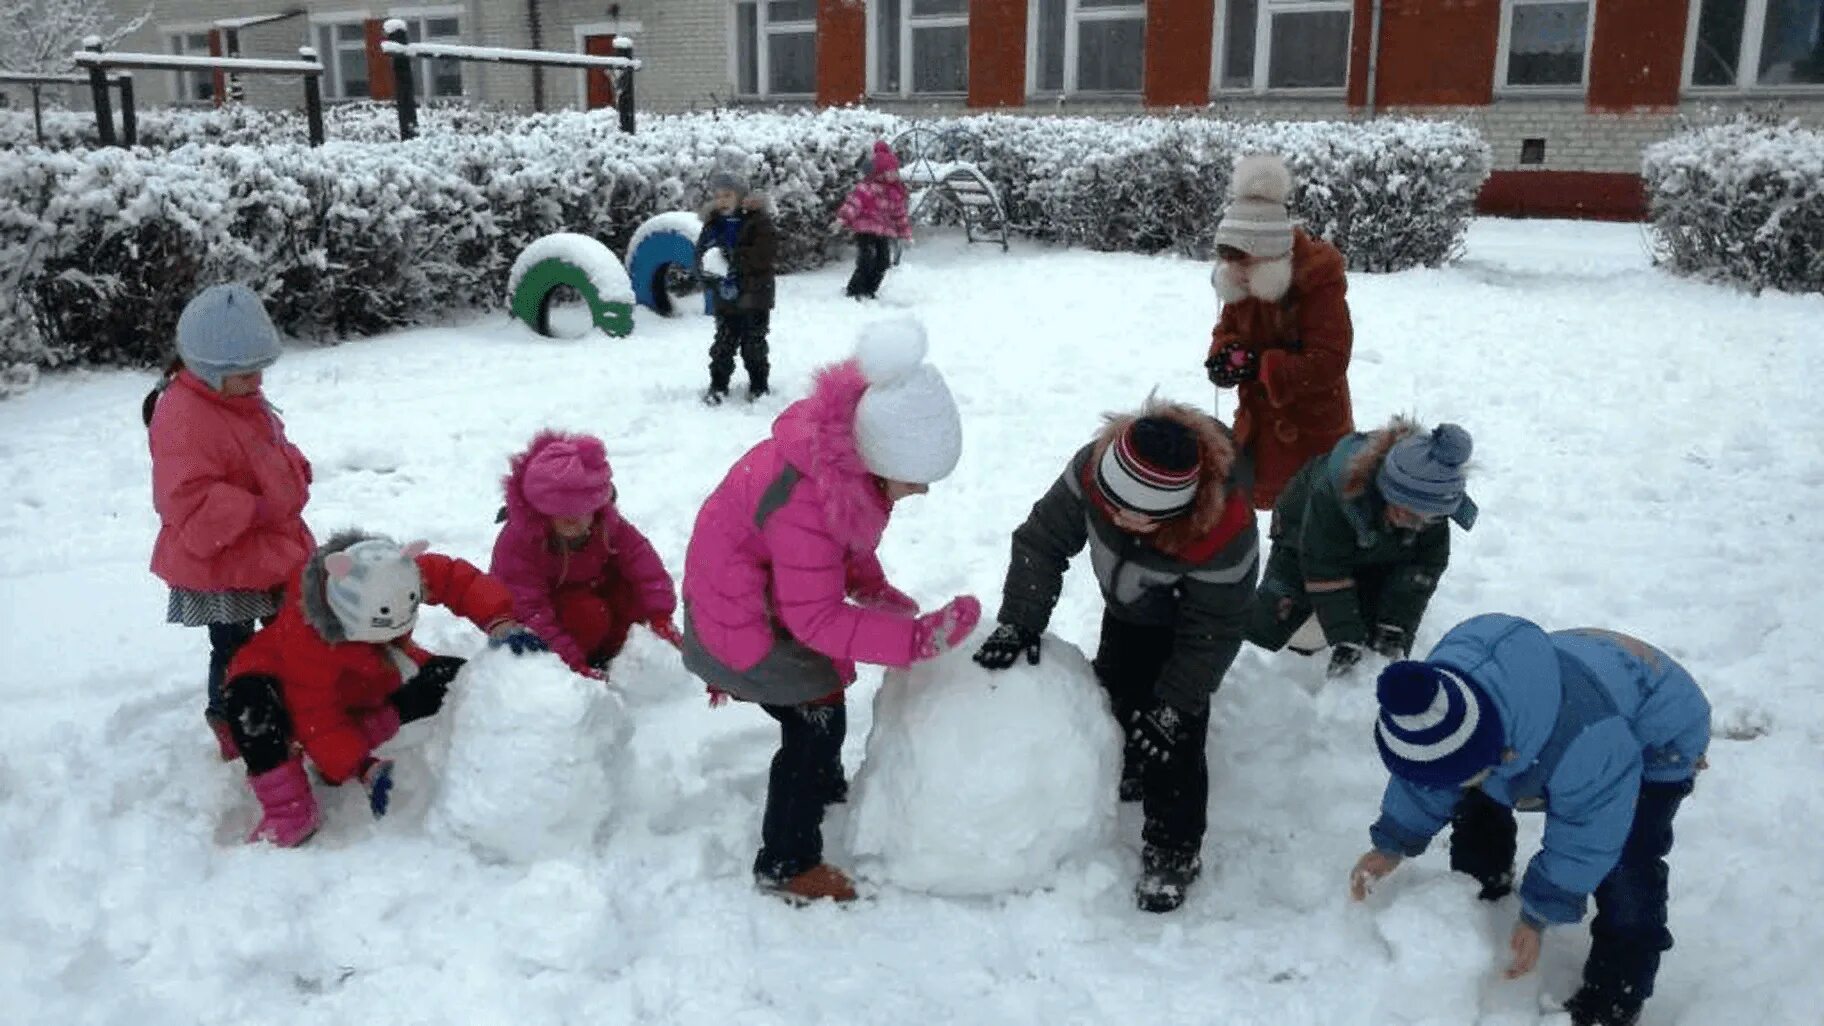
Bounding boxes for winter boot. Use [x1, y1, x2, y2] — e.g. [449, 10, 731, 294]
[246, 757, 320, 847]
[1135, 844, 1202, 913]
[1563, 987, 1641, 1026]
[205, 711, 240, 762]
[758, 863, 858, 904]
[702, 386, 729, 407]
[1474, 868, 1514, 902]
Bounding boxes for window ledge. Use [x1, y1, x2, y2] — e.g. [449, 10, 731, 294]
[1025, 92, 1144, 104]
[1492, 87, 1588, 100]
[1682, 85, 1824, 99]
[1211, 88, 1349, 98]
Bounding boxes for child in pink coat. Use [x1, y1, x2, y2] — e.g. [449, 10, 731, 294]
[490, 431, 679, 679]
[681, 317, 981, 903]
[837, 140, 913, 301]
[145, 283, 316, 760]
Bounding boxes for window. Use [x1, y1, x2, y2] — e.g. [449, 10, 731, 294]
[396, 11, 464, 98]
[168, 31, 214, 103]
[1688, 0, 1824, 89]
[875, 0, 969, 96]
[1031, 0, 1145, 95]
[734, 0, 817, 97]
[1497, 0, 1592, 90]
[1218, 0, 1352, 91]
[314, 18, 372, 99]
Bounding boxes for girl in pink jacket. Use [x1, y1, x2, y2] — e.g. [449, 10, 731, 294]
[681, 317, 981, 904]
[146, 283, 315, 761]
[838, 140, 913, 301]
[489, 431, 679, 679]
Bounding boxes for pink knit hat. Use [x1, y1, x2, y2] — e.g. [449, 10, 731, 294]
[522, 436, 613, 519]
[871, 140, 900, 177]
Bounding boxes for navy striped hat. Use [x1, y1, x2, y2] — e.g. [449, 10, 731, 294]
[1095, 417, 1200, 521]
[1374, 661, 1505, 788]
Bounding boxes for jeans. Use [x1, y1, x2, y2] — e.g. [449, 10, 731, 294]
[753, 699, 847, 881]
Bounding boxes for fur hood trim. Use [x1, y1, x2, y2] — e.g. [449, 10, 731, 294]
[770, 359, 891, 552]
[1089, 396, 1236, 554]
[1341, 415, 1420, 500]
[298, 529, 386, 644]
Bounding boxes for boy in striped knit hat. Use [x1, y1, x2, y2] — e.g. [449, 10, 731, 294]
[975, 398, 1259, 912]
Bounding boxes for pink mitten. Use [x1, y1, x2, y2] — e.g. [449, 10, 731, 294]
[856, 583, 919, 617]
[912, 595, 983, 662]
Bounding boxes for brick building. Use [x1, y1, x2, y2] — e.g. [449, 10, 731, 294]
[100, 1, 1824, 219]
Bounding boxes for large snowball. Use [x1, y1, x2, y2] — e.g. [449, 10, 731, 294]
[845, 634, 1121, 896]
[425, 649, 629, 863]
[1368, 874, 1498, 1024]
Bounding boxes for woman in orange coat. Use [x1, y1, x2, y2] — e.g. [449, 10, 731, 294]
[1204, 154, 1355, 512]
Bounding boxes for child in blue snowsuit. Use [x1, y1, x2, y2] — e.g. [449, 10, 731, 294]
[1349, 613, 1710, 1026]
[694, 170, 778, 405]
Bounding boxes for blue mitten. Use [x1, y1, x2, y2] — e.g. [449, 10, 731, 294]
[359, 758, 396, 818]
[489, 627, 548, 656]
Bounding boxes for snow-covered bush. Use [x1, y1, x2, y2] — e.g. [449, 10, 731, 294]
[0, 107, 1487, 371]
[1643, 114, 1824, 294]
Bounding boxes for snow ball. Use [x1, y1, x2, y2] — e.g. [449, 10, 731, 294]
[1369, 874, 1497, 1024]
[426, 649, 629, 863]
[846, 635, 1121, 897]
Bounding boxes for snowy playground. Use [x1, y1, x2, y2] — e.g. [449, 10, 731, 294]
[1, 218, 1820, 1025]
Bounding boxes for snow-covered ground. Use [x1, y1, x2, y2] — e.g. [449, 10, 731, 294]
[2, 219, 1820, 1025]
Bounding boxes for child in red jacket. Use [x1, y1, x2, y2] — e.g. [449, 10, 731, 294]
[145, 284, 315, 760]
[223, 531, 542, 846]
[489, 431, 679, 680]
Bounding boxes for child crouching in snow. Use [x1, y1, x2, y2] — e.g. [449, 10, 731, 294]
[490, 430, 680, 679]
[680, 318, 982, 903]
[837, 141, 912, 301]
[223, 532, 542, 846]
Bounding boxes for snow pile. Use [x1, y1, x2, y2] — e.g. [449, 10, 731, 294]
[1643, 113, 1824, 294]
[507, 232, 635, 306]
[1366, 875, 1500, 1025]
[425, 649, 630, 863]
[846, 635, 1121, 897]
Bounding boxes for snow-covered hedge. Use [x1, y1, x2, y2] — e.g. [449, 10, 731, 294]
[0, 101, 525, 151]
[0, 107, 1487, 371]
[1643, 115, 1824, 294]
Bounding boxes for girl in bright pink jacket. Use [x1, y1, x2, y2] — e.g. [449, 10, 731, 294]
[489, 431, 678, 679]
[146, 283, 316, 761]
[681, 317, 981, 904]
[838, 140, 913, 301]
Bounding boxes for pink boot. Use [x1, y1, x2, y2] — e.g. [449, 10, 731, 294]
[246, 758, 320, 847]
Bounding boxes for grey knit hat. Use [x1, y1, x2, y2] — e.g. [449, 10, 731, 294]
[176, 283, 282, 390]
[707, 169, 749, 195]
[1214, 154, 1295, 259]
[1376, 423, 1478, 529]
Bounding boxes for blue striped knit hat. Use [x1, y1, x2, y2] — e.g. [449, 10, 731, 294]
[1376, 423, 1477, 528]
[1374, 661, 1505, 788]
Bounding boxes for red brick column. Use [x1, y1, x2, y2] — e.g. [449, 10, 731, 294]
[969, 0, 1028, 107]
[1144, 0, 1214, 107]
[1365, 0, 1500, 107]
[817, 0, 867, 106]
[1588, 0, 1686, 111]
[208, 28, 226, 107]
[366, 19, 396, 101]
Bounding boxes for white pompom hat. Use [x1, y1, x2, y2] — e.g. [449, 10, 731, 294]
[853, 318, 962, 485]
[1215, 153, 1296, 258]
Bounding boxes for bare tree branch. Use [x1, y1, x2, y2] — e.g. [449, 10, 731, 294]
[0, 0, 155, 75]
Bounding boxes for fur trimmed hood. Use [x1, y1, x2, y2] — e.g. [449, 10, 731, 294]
[1341, 415, 1420, 501]
[298, 529, 384, 644]
[698, 192, 773, 220]
[502, 429, 618, 530]
[1088, 397, 1237, 555]
[770, 358, 892, 551]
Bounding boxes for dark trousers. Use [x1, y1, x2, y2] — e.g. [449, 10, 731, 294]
[846, 234, 893, 298]
[710, 309, 770, 393]
[1091, 614, 1210, 855]
[221, 673, 294, 776]
[1243, 539, 1395, 652]
[206, 621, 259, 718]
[1450, 780, 1692, 1013]
[753, 699, 846, 881]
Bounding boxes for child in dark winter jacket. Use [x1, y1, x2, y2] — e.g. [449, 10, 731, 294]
[695, 170, 779, 405]
[837, 141, 912, 300]
[490, 430, 680, 679]
[145, 284, 316, 762]
[974, 398, 1260, 913]
[223, 532, 541, 846]
[1351, 615, 1710, 1026]
[1244, 417, 1476, 679]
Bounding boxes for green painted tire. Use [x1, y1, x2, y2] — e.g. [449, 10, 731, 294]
[510, 257, 634, 338]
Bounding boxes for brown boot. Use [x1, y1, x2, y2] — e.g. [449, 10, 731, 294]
[760, 863, 858, 904]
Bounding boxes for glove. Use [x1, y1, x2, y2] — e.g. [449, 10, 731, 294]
[1370, 623, 1410, 660]
[390, 655, 464, 723]
[647, 616, 684, 648]
[1326, 642, 1366, 679]
[488, 626, 548, 656]
[912, 595, 983, 662]
[972, 622, 1042, 670]
[854, 583, 919, 617]
[1129, 702, 1195, 764]
[358, 758, 395, 818]
[716, 276, 740, 301]
[1205, 341, 1259, 387]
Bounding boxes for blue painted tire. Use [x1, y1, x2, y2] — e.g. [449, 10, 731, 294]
[627, 227, 711, 317]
